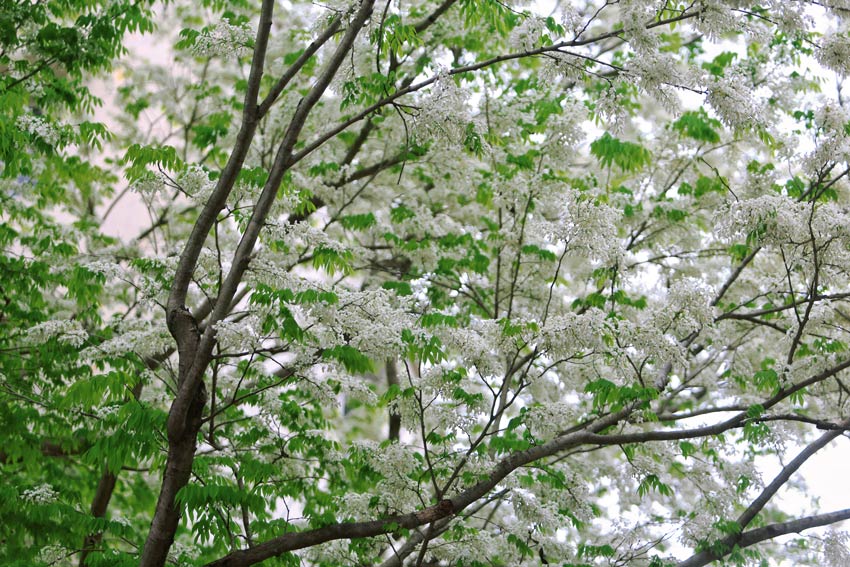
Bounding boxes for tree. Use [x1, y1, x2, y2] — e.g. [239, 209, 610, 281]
[3, 0, 850, 565]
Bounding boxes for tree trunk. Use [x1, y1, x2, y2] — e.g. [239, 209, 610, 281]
[139, 383, 206, 567]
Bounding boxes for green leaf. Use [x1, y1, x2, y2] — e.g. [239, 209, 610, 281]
[590, 133, 651, 172]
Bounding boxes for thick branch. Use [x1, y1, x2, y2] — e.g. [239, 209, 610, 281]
[166, 0, 274, 321]
[257, 14, 343, 117]
[676, 508, 850, 567]
[166, 0, 376, 443]
[736, 421, 848, 531]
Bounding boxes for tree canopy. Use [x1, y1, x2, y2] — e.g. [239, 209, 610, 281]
[3, 0, 850, 566]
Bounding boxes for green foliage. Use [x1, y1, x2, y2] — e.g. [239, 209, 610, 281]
[122, 144, 184, 182]
[322, 345, 374, 374]
[672, 109, 723, 143]
[590, 132, 652, 172]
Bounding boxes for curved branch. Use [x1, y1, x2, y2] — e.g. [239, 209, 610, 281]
[676, 508, 850, 567]
[202, 411, 626, 567]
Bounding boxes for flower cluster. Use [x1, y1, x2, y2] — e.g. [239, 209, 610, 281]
[25, 319, 88, 347]
[16, 114, 60, 145]
[705, 72, 764, 130]
[824, 531, 850, 567]
[131, 171, 167, 202]
[414, 66, 471, 144]
[192, 21, 254, 58]
[817, 32, 850, 77]
[508, 16, 545, 51]
[525, 401, 581, 440]
[179, 164, 216, 202]
[21, 483, 59, 505]
[549, 191, 622, 264]
[716, 194, 809, 245]
[83, 320, 172, 361]
[214, 315, 264, 353]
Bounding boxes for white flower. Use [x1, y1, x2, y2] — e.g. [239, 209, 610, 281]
[508, 16, 546, 51]
[817, 32, 850, 76]
[594, 82, 631, 132]
[559, 5, 584, 35]
[409, 273, 433, 309]
[627, 52, 684, 112]
[549, 192, 622, 264]
[716, 194, 808, 245]
[620, 0, 658, 53]
[36, 545, 67, 564]
[662, 277, 716, 334]
[824, 531, 850, 567]
[80, 259, 124, 280]
[168, 541, 199, 563]
[83, 321, 172, 360]
[22, 483, 59, 505]
[131, 171, 167, 202]
[694, 1, 741, 39]
[525, 401, 580, 440]
[25, 319, 88, 347]
[214, 316, 264, 353]
[705, 72, 764, 130]
[414, 66, 470, 144]
[16, 114, 60, 145]
[192, 21, 254, 58]
[179, 164, 216, 201]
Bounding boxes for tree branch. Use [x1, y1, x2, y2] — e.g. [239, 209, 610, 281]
[676, 508, 850, 567]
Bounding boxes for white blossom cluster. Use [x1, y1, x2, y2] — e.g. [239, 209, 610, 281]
[167, 541, 200, 565]
[192, 21, 254, 58]
[16, 114, 60, 146]
[627, 52, 684, 112]
[612, 319, 688, 383]
[677, 460, 759, 546]
[557, 4, 584, 36]
[540, 98, 587, 162]
[511, 488, 566, 532]
[80, 258, 124, 280]
[266, 220, 351, 266]
[817, 32, 850, 77]
[524, 401, 581, 440]
[508, 16, 546, 51]
[705, 72, 764, 130]
[131, 171, 168, 202]
[441, 318, 507, 378]
[539, 309, 609, 361]
[547, 191, 622, 264]
[213, 315, 264, 353]
[716, 193, 809, 245]
[25, 319, 88, 347]
[540, 51, 587, 82]
[414, 66, 472, 144]
[804, 104, 850, 176]
[408, 273, 432, 309]
[593, 82, 632, 132]
[824, 531, 850, 567]
[36, 545, 67, 564]
[619, 0, 659, 53]
[654, 277, 716, 335]
[21, 483, 59, 505]
[82, 320, 172, 361]
[348, 440, 421, 511]
[693, 1, 742, 38]
[179, 164, 216, 202]
[323, 289, 413, 358]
